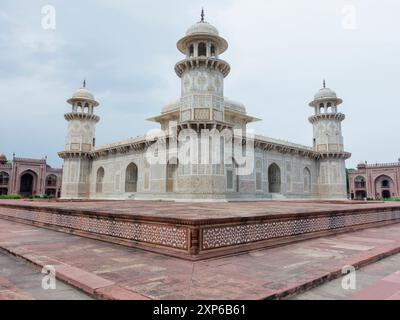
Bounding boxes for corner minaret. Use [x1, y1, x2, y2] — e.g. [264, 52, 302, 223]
[175, 10, 230, 128]
[309, 81, 351, 199]
[58, 82, 100, 199]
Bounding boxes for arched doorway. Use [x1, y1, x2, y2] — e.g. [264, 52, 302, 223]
[125, 163, 138, 193]
[355, 190, 367, 200]
[166, 160, 178, 193]
[375, 175, 394, 200]
[268, 163, 281, 193]
[20, 171, 36, 197]
[382, 190, 391, 199]
[96, 167, 105, 193]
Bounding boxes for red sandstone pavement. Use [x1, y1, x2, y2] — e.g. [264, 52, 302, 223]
[1, 217, 400, 300]
[0, 251, 92, 300]
[0, 199, 398, 221]
[351, 272, 400, 300]
[291, 252, 400, 300]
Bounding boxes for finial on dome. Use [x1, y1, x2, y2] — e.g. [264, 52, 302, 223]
[83, 79, 86, 88]
[201, 8, 205, 22]
[323, 79, 326, 89]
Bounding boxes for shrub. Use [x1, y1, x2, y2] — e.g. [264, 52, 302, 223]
[0, 194, 21, 200]
[384, 198, 400, 202]
[29, 194, 50, 200]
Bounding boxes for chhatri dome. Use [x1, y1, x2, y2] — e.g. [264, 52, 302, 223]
[67, 80, 99, 107]
[309, 80, 343, 106]
[177, 9, 228, 55]
[185, 20, 219, 37]
[0, 154, 7, 163]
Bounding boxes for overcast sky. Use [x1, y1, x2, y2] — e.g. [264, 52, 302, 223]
[0, 0, 399, 168]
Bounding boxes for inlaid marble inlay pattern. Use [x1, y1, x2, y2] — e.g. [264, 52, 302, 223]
[202, 210, 400, 250]
[1, 209, 188, 250]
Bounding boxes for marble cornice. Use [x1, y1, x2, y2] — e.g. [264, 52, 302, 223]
[308, 113, 345, 124]
[175, 57, 230, 78]
[64, 112, 100, 123]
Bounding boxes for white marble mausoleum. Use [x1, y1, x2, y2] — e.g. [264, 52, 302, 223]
[59, 14, 351, 201]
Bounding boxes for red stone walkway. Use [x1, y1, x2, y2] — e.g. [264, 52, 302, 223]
[351, 271, 400, 300]
[291, 250, 400, 300]
[1, 218, 400, 300]
[0, 251, 92, 300]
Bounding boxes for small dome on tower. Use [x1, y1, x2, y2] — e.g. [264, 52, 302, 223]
[72, 87, 95, 101]
[314, 87, 338, 100]
[177, 10, 228, 55]
[0, 154, 7, 163]
[67, 81, 99, 107]
[309, 81, 343, 107]
[186, 21, 219, 37]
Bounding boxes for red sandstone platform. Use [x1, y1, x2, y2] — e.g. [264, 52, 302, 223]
[1, 218, 400, 300]
[0, 200, 400, 260]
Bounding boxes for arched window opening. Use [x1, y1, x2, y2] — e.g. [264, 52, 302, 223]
[303, 168, 311, 193]
[96, 167, 105, 193]
[0, 172, 9, 185]
[319, 103, 324, 114]
[125, 163, 138, 193]
[382, 180, 390, 188]
[198, 42, 207, 57]
[354, 176, 366, 188]
[189, 44, 194, 57]
[268, 163, 281, 193]
[226, 159, 239, 192]
[46, 174, 57, 187]
[210, 44, 216, 57]
[327, 102, 332, 113]
[166, 159, 178, 193]
[226, 168, 234, 190]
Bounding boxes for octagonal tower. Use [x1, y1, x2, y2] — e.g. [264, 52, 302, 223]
[59, 82, 100, 199]
[309, 81, 351, 199]
[174, 11, 230, 127]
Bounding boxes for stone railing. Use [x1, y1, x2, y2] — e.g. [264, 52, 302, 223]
[13, 157, 46, 164]
[365, 162, 400, 168]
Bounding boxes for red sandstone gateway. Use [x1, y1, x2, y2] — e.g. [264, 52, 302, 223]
[0, 154, 62, 198]
[348, 161, 400, 200]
